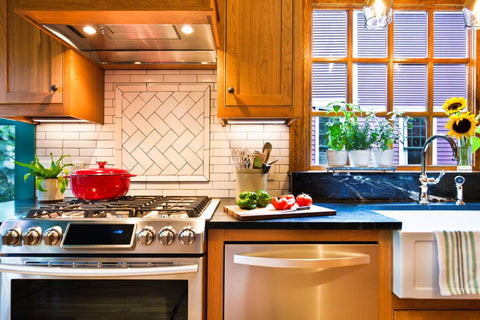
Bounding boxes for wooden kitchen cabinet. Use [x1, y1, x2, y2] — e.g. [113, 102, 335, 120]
[0, 0, 62, 105]
[207, 229, 393, 320]
[394, 310, 480, 320]
[0, 0, 104, 123]
[216, 0, 303, 125]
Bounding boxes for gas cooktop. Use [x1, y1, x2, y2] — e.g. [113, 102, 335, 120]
[1, 196, 220, 255]
[27, 196, 214, 220]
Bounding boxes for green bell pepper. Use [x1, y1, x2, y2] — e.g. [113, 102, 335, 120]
[256, 190, 271, 208]
[237, 191, 258, 210]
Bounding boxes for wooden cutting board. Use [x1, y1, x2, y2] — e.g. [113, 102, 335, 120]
[224, 204, 336, 221]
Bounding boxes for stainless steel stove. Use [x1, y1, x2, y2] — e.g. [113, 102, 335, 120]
[0, 195, 220, 255]
[0, 195, 219, 319]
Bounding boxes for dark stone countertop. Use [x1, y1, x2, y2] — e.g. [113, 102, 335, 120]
[208, 198, 403, 230]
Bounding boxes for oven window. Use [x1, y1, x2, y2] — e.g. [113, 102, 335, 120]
[11, 279, 188, 319]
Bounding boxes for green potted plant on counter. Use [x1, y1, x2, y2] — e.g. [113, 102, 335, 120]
[370, 112, 401, 167]
[325, 101, 359, 167]
[14, 152, 72, 202]
[344, 113, 376, 167]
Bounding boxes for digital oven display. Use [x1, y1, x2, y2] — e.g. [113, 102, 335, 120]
[62, 224, 135, 246]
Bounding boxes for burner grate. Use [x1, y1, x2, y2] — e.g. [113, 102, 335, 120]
[27, 196, 211, 219]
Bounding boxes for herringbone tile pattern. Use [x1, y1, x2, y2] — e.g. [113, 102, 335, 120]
[117, 86, 210, 181]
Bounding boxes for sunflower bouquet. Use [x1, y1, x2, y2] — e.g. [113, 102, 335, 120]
[443, 97, 480, 170]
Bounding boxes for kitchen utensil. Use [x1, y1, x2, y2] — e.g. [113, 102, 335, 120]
[262, 163, 271, 174]
[224, 204, 336, 221]
[67, 161, 136, 200]
[262, 142, 272, 163]
[242, 149, 253, 169]
[253, 153, 265, 169]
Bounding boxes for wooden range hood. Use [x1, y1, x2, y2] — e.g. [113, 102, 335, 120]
[14, 0, 219, 69]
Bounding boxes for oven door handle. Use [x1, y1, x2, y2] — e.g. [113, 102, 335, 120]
[0, 263, 198, 278]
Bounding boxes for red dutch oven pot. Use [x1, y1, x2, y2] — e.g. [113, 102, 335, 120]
[68, 161, 136, 200]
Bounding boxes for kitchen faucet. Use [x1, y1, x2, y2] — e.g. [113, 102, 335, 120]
[418, 135, 459, 205]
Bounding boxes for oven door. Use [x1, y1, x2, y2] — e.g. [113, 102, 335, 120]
[0, 256, 203, 320]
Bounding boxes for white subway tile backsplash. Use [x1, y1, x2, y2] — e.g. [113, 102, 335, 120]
[35, 70, 290, 197]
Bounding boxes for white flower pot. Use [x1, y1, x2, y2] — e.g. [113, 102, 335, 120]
[348, 150, 371, 167]
[36, 178, 64, 202]
[326, 150, 348, 167]
[372, 149, 395, 167]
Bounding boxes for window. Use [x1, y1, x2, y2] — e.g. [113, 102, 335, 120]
[0, 119, 35, 202]
[310, 4, 473, 169]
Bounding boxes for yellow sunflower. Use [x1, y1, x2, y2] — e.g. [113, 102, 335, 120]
[446, 112, 478, 139]
[443, 97, 467, 115]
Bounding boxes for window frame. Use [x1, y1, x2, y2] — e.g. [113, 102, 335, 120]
[292, 0, 479, 172]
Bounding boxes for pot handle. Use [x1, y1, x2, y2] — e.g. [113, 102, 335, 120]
[97, 161, 107, 168]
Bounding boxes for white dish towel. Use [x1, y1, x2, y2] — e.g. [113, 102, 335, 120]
[434, 230, 480, 296]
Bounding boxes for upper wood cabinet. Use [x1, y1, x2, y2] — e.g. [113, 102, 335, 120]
[0, 0, 62, 105]
[0, 0, 104, 123]
[216, 0, 302, 125]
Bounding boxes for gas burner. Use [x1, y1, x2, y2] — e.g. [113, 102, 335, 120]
[27, 196, 212, 219]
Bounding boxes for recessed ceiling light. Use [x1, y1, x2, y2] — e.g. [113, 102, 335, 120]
[181, 25, 194, 34]
[83, 25, 97, 35]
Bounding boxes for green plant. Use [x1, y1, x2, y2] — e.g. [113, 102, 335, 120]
[14, 153, 72, 193]
[325, 101, 360, 151]
[344, 116, 377, 151]
[369, 112, 402, 151]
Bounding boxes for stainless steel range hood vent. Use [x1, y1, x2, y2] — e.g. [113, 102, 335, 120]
[43, 23, 217, 65]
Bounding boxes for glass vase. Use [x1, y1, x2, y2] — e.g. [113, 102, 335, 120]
[457, 137, 472, 172]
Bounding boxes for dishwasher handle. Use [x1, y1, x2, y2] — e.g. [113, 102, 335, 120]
[234, 251, 370, 269]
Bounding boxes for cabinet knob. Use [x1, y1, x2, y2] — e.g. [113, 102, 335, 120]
[50, 85, 58, 92]
[227, 87, 235, 94]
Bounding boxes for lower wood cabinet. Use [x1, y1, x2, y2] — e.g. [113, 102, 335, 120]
[394, 310, 480, 320]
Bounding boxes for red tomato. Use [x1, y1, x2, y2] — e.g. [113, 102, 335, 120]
[279, 194, 296, 209]
[296, 193, 313, 207]
[271, 197, 289, 210]
[280, 194, 295, 200]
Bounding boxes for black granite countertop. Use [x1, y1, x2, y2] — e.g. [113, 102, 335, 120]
[209, 198, 403, 230]
[7, 197, 479, 231]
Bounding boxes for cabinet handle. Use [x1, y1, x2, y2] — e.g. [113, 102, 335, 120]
[234, 251, 370, 269]
[227, 87, 235, 94]
[50, 85, 58, 92]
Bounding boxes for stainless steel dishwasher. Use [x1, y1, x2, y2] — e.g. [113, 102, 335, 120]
[224, 243, 379, 320]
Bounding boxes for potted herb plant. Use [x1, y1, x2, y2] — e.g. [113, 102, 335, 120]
[344, 114, 376, 167]
[14, 153, 72, 202]
[325, 101, 359, 167]
[370, 112, 401, 167]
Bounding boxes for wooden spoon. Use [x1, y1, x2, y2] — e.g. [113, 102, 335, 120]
[262, 142, 272, 163]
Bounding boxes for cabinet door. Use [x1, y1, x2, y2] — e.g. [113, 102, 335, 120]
[394, 310, 480, 320]
[0, 0, 62, 104]
[225, 0, 293, 107]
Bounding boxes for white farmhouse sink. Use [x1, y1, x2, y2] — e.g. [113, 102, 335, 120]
[376, 209, 480, 299]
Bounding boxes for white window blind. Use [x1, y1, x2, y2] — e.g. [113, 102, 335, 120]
[312, 11, 347, 57]
[433, 64, 467, 111]
[353, 11, 387, 58]
[434, 12, 467, 58]
[353, 63, 387, 111]
[393, 64, 427, 112]
[312, 63, 347, 110]
[394, 11, 427, 58]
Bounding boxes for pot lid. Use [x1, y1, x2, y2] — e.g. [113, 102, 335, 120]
[72, 161, 132, 176]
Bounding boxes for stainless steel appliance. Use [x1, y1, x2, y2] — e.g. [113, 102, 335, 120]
[0, 195, 219, 320]
[224, 244, 379, 320]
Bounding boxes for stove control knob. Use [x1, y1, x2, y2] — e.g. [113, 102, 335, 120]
[158, 227, 175, 246]
[137, 226, 155, 246]
[2, 228, 21, 246]
[43, 227, 62, 246]
[23, 226, 42, 246]
[179, 227, 196, 246]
